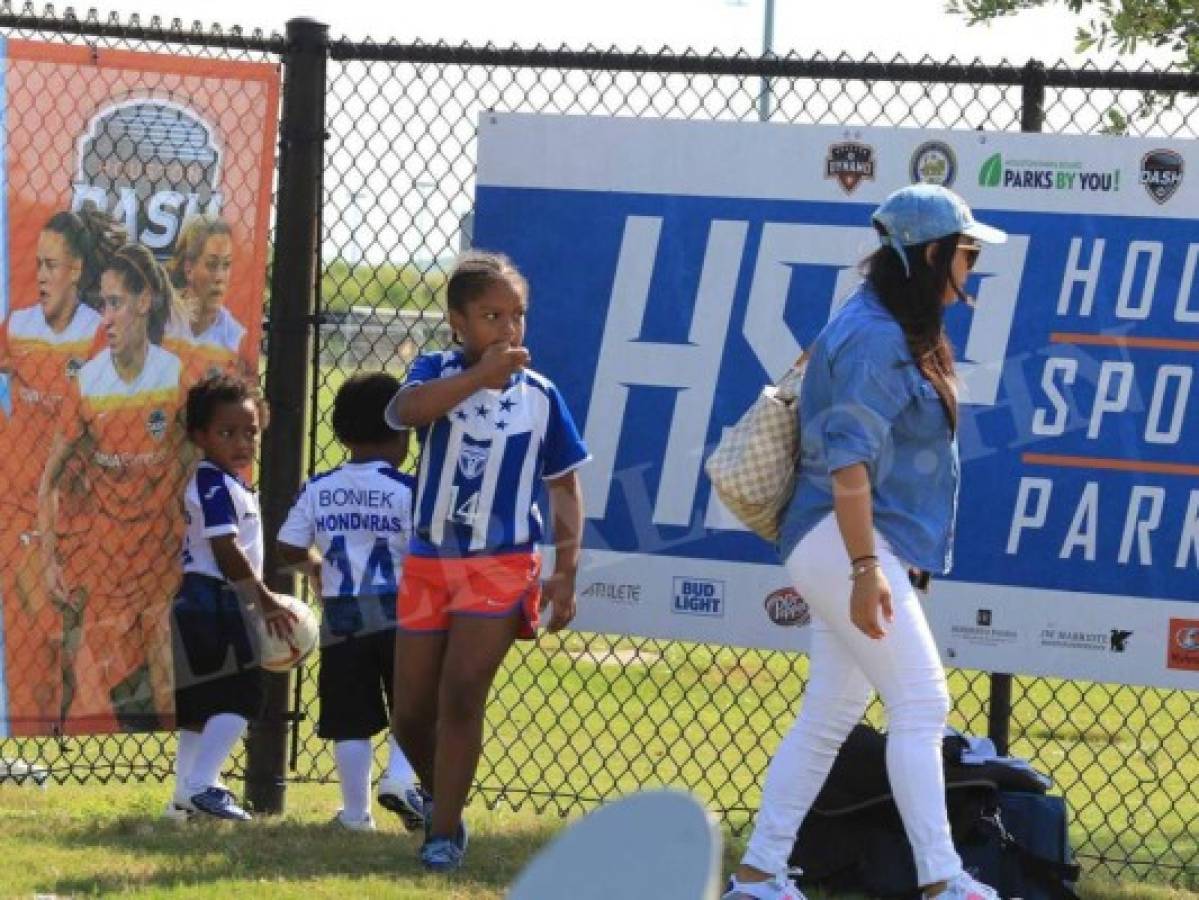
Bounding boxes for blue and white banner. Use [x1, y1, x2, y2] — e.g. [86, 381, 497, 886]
[475, 113, 1199, 689]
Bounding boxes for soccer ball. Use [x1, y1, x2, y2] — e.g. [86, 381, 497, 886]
[256, 593, 319, 673]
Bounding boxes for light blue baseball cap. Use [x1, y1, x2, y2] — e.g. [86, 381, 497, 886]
[872, 184, 1006, 274]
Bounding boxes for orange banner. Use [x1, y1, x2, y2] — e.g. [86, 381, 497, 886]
[0, 40, 280, 735]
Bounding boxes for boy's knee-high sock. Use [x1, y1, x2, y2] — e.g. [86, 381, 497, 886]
[185, 714, 248, 795]
[173, 729, 202, 801]
[335, 739, 373, 821]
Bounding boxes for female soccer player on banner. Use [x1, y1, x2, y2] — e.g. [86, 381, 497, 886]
[38, 244, 190, 733]
[387, 251, 588, 872]
[165, 215, 254, 386]
[725, 185, 1007, 900]
[0, 208, 124, 734]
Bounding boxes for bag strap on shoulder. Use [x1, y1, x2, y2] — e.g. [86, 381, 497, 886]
[774, 349, 810, 401]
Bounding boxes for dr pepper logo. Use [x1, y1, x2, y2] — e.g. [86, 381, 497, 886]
[826, 141, 875, 194]
[1141, 150, 1183, 204]
[764, 587, 811, 628]
[1167, 618, 1199, 672]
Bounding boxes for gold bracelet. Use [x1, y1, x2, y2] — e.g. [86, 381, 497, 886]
[849, 560, 881, 581]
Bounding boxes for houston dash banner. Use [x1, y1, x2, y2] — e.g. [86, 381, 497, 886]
[0, 39, 279, 736]
[475, 113, 1199, 690]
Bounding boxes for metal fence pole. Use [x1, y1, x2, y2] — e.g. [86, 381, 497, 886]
[245, 15, 329, 815]
[987, 59, 1047, 757]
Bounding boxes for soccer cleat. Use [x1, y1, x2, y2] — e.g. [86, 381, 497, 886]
[419, 821, 469, 873]
[933, 871, 1000, 900]
[376, 776, 428, 832]
[722, 872, 807, 900]
[332, 809, 377, 832]
[161, 799, 193, 824]
[187, 786, 252, 822]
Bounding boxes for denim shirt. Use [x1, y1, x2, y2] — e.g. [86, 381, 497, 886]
[778, 283, 960, 573]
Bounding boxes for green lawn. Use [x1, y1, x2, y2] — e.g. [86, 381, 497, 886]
[0, 777, 1194, 899]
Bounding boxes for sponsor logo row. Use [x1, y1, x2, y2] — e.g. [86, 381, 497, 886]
[947, 609, 1199, 673]
[579, 578, 812, 628]
[823, 134, 1183, 204]
[582, 579, 1199, 672]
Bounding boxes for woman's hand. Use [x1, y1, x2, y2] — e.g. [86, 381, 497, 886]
[540, 570, 577, 633]
[850, 566, 893, 640]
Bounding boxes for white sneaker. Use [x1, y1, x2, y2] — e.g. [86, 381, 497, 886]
[935, 871, 1000, 900]
[722, 873, 807, 900]
[162, 799, 193, 823]
[332, 809, 376, 832]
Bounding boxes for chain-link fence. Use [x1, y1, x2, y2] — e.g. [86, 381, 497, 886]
[0, 5, 1195, 888]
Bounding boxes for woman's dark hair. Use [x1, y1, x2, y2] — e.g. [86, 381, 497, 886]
[332, 371, 405, 445]
[104, 244, 177, 345]
[186, 372, 268, 434]
[44, 207, 127, 308]
[446, 250, 528, 315]
[863, 227, 960, 429]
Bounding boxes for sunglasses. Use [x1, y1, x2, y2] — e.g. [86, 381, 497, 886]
[957, 241, 982, 270]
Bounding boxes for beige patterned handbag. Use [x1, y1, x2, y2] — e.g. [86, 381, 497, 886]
[704, 352, 809, 542]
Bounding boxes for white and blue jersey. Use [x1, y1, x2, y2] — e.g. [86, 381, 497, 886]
[389, 351, 590, 557]
[181, 460, 263, 581]
[278, 461, 414, 600]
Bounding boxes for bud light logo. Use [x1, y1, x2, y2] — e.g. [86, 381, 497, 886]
[672, 577, 724, 617]
[764, 587, 810, 628]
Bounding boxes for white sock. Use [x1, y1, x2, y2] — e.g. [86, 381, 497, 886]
[335, 739, 373, 822]
[173, 729, 202, 802]
[185, 714, 247, 795]
[384, 734, 417, 784]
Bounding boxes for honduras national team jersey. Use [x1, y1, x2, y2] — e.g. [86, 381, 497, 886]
[182, 461, 263, 580]
[278, 461, 414, 599]
[392, 351, 590, 557]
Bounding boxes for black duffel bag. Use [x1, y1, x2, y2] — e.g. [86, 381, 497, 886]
[788, 724, 1080, 899]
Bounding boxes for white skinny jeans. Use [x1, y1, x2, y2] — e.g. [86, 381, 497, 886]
[742, 513, 962, 887]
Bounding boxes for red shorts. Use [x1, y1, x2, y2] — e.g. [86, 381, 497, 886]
[397, 552, 542, 640]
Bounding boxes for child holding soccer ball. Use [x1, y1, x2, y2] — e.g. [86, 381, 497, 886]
[167, 373, 296, 822]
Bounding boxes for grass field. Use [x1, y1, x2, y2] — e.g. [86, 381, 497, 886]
[0, 776, 1194, 896]
[4, 632, 1193, 896]
[0, 777, 1195, 899]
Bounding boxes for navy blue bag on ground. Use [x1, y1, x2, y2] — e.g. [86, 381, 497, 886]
[789, 724, 1081, 899]
[959, 790, 1080, 900]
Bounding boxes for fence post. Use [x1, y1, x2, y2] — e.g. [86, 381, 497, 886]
[245, 15, 329, 815]
[986, 58, 1047, 757]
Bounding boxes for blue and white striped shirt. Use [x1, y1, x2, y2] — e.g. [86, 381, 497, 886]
[394, 351, 590, 557]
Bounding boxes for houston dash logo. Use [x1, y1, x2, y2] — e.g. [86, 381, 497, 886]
[1141, 150, 1183, 205]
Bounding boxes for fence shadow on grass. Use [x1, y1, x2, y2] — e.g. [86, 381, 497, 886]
[37, 813, 562, 896]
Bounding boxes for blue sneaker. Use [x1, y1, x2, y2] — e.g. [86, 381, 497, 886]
[377, 776, 428, 832]
[420, 821, 468, 872]
[188, 786, 252, 822]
